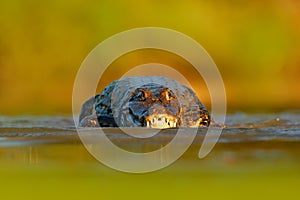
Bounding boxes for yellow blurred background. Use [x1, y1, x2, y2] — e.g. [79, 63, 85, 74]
[0, 0, 299, 115]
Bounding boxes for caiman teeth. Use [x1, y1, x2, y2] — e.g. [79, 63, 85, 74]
[146, 117, 178, 128]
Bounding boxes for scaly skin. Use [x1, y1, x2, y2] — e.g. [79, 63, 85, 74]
[79, 76, 210, 128]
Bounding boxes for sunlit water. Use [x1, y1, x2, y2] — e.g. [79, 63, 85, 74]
[0, 112, 300, 199]
[0, 112, 299, 161]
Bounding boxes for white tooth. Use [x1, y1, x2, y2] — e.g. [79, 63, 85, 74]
[147, 121, 150, 128]
[174, 122, 176, 127]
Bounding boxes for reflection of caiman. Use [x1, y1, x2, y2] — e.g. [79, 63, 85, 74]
[79, 76, 210, 128]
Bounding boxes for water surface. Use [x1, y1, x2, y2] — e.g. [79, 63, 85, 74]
[0, 112, 300, 200]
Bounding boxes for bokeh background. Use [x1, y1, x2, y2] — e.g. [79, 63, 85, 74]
[0, 0, 299, 115]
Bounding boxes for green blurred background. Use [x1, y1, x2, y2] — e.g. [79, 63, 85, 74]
[1, 1, 300, 199]
[0, 0, 299, 115]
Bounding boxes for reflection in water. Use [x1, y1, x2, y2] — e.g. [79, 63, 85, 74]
[0, 113, 300, 200]
[0, 112, 299, 164]
[0, 144, 39, 164]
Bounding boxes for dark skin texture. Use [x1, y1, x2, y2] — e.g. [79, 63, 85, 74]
[79, 77, 210, 128]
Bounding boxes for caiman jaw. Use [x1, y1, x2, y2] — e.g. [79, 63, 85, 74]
[145, 114, 178, 129]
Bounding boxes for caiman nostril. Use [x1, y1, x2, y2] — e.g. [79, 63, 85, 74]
[158, 118, 161, 121]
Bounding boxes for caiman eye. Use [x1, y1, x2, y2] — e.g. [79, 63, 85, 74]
[164, 89, 175, 101]
[134, 91, 146, 101]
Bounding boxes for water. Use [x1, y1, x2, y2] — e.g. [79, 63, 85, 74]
[1, 112, 299, 141]
[0, 112, 300, 199]
[0, 112, 300, 161]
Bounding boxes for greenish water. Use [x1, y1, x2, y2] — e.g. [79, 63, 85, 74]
[0, 112, 300, 200]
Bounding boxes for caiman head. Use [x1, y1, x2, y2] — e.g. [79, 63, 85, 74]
[128, 83, 180, 128]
